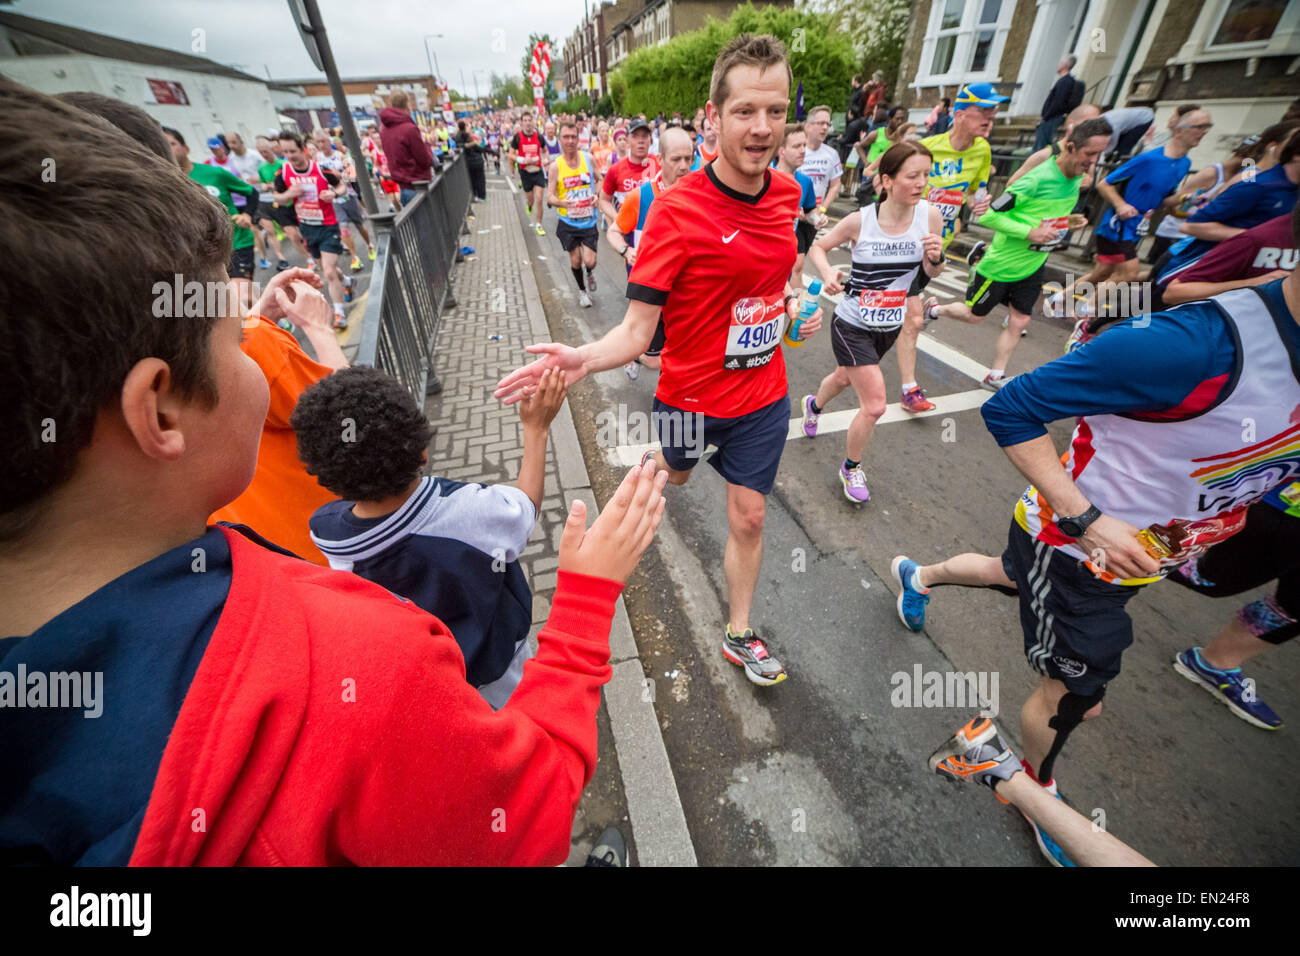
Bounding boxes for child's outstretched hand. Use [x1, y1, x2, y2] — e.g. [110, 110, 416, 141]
[517, 366, 568, 431]
[559, 460, 669, 584]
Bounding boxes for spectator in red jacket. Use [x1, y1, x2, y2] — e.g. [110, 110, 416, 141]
[378, 89, 433, 205]
[0, 77, 670, 866]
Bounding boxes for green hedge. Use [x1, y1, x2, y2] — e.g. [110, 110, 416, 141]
[612, 3, 855, 119]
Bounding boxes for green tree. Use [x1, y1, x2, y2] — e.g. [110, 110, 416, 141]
[490, 70, 528, 109]
[609, 3, 855, 120]
[801, 0, 909, 96]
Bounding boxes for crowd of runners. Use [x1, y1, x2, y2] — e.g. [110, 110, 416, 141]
[2, 28, 1298, 869]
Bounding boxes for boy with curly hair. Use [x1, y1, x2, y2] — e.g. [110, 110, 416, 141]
[292, 366, 568, 707]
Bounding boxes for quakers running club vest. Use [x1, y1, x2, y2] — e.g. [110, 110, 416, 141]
[516, 132, 542, 171]
[834, 199, 930, 331]
[280, 159, 336, 226]
[555, 152, 597, 227]
[1017, 285, 1300, 584]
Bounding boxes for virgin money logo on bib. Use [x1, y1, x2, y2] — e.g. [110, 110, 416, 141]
[733, 297, 775, 326]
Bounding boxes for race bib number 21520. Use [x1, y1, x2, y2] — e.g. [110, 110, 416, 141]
[724, 296, 785, 370]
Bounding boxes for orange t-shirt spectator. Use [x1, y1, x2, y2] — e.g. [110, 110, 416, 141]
[211, 269, 348, 563]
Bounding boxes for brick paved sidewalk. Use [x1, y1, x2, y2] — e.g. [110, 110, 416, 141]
[421, 179, 566, 621]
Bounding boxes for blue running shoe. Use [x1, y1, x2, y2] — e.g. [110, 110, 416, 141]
[1173, 647, 1283, 730]
[890, 555, 930, 631]
[1026, 794, 1077, 868]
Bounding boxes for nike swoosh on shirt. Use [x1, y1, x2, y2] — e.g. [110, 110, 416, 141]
[722, 230, 739, 243]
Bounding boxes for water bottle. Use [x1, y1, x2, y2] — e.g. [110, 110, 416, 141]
[784, 279, 822, 348]
[1136, 212, 1151, 237]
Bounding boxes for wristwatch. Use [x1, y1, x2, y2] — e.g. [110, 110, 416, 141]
[1057, 504, 1102, 539]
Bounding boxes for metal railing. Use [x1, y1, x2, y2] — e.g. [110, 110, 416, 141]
[357, 152, 472, 398]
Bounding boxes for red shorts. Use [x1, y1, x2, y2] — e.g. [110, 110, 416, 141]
[380, 178, 400, 195]
[1094, 234, 1138, 263]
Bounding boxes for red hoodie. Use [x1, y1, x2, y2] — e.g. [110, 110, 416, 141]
[378, 107, 434, 189]
[128, 525, 622, 866]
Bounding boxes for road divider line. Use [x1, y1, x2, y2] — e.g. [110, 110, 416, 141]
[605, 388, 990, 467]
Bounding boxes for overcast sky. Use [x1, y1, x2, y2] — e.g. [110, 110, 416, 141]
[13, 0, 585, 92]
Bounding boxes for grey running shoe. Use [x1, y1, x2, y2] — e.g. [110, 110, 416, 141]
[584, 826, 628, 867]
[723, 626, 787, 686]
[929, 715, 1020, 793]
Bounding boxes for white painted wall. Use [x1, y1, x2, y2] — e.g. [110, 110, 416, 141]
[1154, 97, 1296, 169]
[0, 54, 281, 161]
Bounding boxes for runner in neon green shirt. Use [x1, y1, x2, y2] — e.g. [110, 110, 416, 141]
[923, 117, 1113, 389]
[898, 82, 1006, 413]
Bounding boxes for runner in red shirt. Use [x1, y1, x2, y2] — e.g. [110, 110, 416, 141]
[597, 119, 660, 225]
[497, 35, 824, 687]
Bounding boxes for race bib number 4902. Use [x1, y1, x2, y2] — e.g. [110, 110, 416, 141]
[857, 288, 907, 330]
[724, 295, 785, 370]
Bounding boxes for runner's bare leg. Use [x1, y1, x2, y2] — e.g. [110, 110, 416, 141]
[725, 482, 766, 633]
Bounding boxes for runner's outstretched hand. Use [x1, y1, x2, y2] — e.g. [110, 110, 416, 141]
[559, 460, 669, 584]
[495, 343, 585, 405]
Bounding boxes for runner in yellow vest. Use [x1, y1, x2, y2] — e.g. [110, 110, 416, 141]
[545, 120, 601, 308]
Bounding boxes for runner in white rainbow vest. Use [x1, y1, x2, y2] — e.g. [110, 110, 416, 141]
[888, 210, 1300, 865]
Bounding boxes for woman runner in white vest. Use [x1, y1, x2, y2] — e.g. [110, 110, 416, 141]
[799, 141, 945, 502]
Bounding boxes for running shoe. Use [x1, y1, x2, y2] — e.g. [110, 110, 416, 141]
[307, 258, 317, 270]
[800, 394, 820, 437]
[1065, 318, 1095, 354]
[722, 626, 787, 686]
[368, 246, 376, 260]
[586, 271, 597, 292]
[276, 259, 290, 272]
[900, 386, 935, 413]
[965, 241, 987, 268]
[625, 361, 639, 380]
[584, 826, 628, 867]
[1026, 794, 1078, 867]
[343, 283, 354, 303]
[922, 295, 940, 324]
[578, 290, 592, 308]
[332, 314, 348, 331]
[839, 462, 871, 503]
[890, 556, 930, 631]
[350, 256, 363, 272]
[1044, 291, 1065, 318]
[981, 373, 1010, 391]
[929, 715, 1019, 792]
[1173, 647, 1283, 730]
[526, 204, 532, 216]
[534, 223, 546, 236]
[258, 257, 271, 270]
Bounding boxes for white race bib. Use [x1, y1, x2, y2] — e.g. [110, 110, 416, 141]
[857, 288, 907, 330]
[724, 295, 785, 370]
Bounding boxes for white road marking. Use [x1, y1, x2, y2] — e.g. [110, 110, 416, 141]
[599, 269, 998, 467]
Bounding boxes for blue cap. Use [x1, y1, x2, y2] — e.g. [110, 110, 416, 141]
[954, 83, 1009, 111]
[206, 136, 225, 150]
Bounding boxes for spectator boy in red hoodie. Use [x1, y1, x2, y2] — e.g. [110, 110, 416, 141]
[0, 77, 669, 866]
[378, 89, 434, 206]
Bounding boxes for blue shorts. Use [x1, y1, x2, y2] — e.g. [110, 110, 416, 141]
[653, 394, 790, 495]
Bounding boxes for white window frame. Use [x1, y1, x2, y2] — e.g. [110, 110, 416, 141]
[912, 0, 1017, 89]
[1204, 0, 1289, 51]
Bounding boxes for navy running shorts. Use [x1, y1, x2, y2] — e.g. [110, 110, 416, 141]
[1000, 519, 1143, 695]
[299, 223, 344, 259]
[653, 393, 790, 495]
